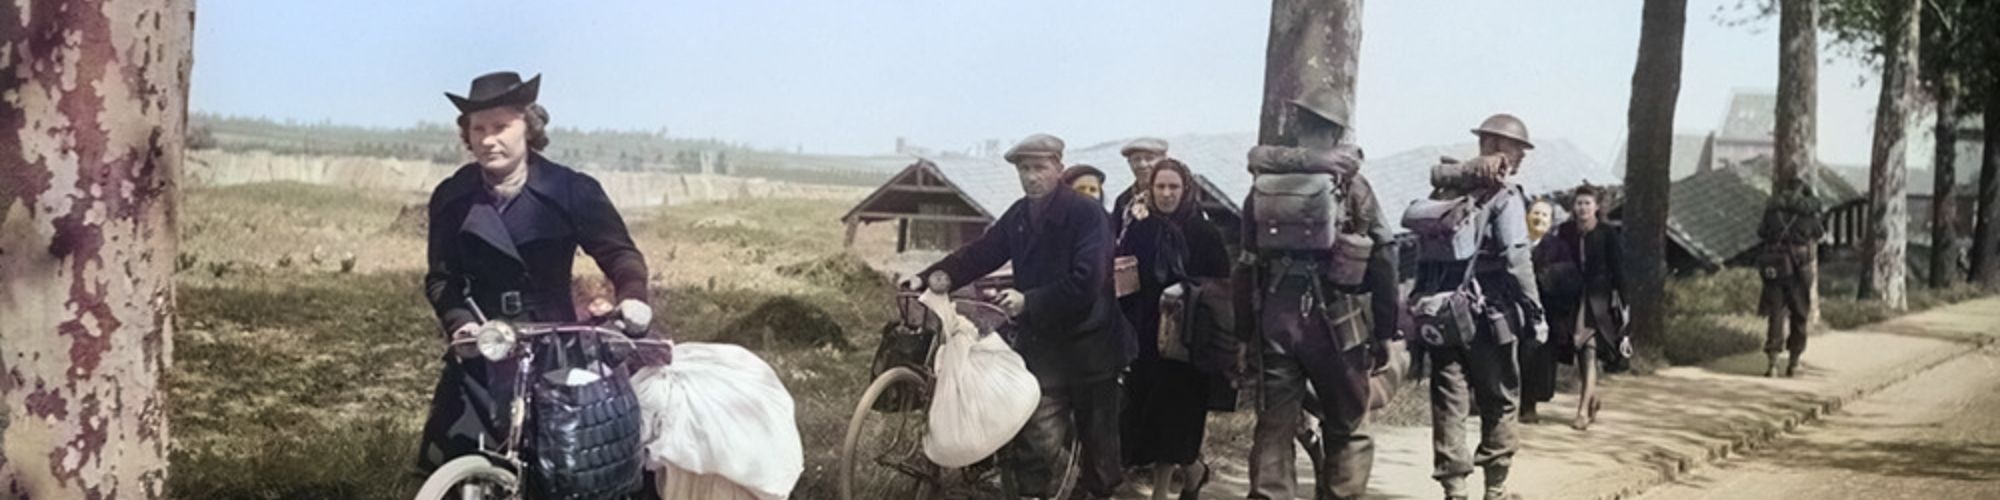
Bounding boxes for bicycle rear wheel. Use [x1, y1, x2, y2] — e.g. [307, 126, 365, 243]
[839, 367, 937, 500]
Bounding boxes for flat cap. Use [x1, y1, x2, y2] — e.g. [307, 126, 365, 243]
[1120, 137, 1169, 157]
[1004, 133, 1066, 163]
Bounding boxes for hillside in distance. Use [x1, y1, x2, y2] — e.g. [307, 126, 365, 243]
[189, 113, 910, 186]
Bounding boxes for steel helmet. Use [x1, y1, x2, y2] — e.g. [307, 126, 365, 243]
[1471, 113, 1534, 149]
[1290, 88, 1352, 128]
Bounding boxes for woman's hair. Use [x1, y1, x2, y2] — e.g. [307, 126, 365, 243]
[1573, 183, 1603, 203]
[457, 103, 551, 151]
[1147, 158, 1199, 211]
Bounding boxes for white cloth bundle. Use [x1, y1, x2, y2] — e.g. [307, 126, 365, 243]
[919, 292, 1041, 467]
[631, 342, 802, 500]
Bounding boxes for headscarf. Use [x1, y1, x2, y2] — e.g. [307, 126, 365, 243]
[1144, 158, 1200, 283]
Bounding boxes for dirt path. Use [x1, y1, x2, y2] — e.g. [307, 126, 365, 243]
[1635, 345, 2000, 500]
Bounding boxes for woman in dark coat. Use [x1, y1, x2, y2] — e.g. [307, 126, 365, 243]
[1521, 198, 1562, 424]
[1115, 158, 1232, 499]
[416, 72, 657, 480]
[1534, 185, 1625, 431]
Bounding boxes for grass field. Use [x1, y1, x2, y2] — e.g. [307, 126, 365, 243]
[168, 181, 1990, 499]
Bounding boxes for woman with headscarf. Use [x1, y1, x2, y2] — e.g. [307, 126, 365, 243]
[1115, 158, 1231, 499]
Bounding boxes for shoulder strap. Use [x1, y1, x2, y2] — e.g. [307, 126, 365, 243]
[1455, 190, 1503, 291]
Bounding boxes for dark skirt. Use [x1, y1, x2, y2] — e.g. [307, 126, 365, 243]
[1121, 357, 1212, 466]
[417, 355, 518, 473]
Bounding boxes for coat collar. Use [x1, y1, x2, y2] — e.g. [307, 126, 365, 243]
[436, 153, 571, 206]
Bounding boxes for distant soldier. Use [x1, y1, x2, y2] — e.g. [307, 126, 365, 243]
[1757, 181, 1823, 377]
[1406, 114, 1545, 500]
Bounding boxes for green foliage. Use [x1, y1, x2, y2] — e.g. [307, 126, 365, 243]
[1665, 267, 1766, 316]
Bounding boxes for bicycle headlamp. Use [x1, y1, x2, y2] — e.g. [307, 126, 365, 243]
[475, 321, 518, 362]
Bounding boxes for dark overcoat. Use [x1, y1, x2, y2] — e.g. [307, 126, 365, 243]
[924, 187, 1130, 388]
[415, 154, 651, 472]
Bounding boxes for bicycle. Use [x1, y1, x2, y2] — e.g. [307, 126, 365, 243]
[413, 314, 671, 500]
[838, 291, 1080, 500]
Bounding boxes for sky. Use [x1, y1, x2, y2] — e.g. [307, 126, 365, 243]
[190, 0, 1885, 166]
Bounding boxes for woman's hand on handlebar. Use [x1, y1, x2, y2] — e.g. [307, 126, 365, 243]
[448, 322, 481, 359]
[588, 297, 655, 336]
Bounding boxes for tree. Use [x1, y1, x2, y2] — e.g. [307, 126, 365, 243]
[1, 0, 191, 497]
[1920, 1, 1963, 288]
[1774, 0, 1821, 322]
[1622, 0, 1689, 345]
[1256, 0, 1362, 147]
[1813, 0, 1998, 288]
[1977, 94, 2000, 287]
[1857, 0, 1917, 310]
[1963, 2, 2000, 287]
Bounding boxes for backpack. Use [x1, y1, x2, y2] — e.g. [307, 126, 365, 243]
[1247, 145, 1372, 288]
[1402, 191, 1500, 348]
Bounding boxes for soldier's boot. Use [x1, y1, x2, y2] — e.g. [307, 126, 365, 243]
[1785, 353, 1801, 378]
[1764, 353, 1781, 378]
[1441, 477, 1470, 500]
[1521, 401, 1540, 425]
[1482, 466, 1511, 500]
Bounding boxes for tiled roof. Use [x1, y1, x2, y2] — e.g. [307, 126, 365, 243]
[1069, 133, 1259, 212]
[1610, 132, 1713, 181]
[921, 155, 1022, 218]
[1660, 157, 1864, 267]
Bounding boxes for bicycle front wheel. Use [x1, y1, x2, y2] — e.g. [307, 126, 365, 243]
[413, 455, 516, 500]
[839, 367, 937, 500]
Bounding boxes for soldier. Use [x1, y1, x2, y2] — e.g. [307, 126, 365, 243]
[1238, 87, 1400, 500]
[1116, 137, 1170, 236]
[1407, 114, 1545, 500]
[1757, 180, 1823, 377]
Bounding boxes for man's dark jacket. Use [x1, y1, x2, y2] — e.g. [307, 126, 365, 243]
[924, 187, 1129, 387]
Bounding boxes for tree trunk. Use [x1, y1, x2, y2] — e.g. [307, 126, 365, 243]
[1975, 98, 2000, 288]
[1621, 0, 1688, 345]
[1775, 0, 1820, 324]
[1930, 77, 1961, 289]
[1258, 0, 1364, 146]
[0, 1, 191, 498]
[1860, 0, 1918, 310]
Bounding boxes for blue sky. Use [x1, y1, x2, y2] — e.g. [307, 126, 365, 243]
[191, 0, 1882, 165]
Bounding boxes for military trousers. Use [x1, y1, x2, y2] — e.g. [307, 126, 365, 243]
[1249, 288, 1375, 500]
[1761, 277, 1811, 356]
[1426, 332, 1520, 495]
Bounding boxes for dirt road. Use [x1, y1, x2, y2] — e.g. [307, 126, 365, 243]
[1637, 345, 2000, 500]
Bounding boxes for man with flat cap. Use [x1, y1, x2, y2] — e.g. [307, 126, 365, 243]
[417, 71, 658, 497]
[1115, 137, 1170, 237]
[1238, 87, 1401, 500]
[901, 134, 1128, 499]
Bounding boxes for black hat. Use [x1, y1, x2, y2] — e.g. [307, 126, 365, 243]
[446, 71, 541, 114]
